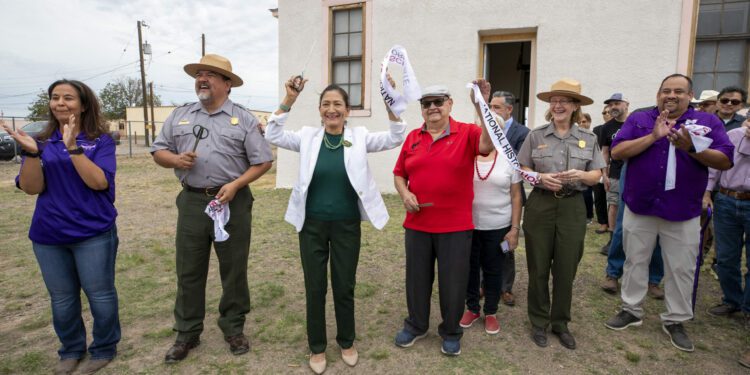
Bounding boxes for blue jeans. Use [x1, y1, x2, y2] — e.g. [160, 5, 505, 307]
[605, 165, 664, 283]
[33, 227, 121, 360]
[714, 193, 750, 313]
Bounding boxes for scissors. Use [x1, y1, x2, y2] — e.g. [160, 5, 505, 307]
[192, 124, 209, 152]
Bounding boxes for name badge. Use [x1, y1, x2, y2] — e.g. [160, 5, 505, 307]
[178, 119, 190, 125]
[578, 140, 586, 149]
[230, 117, 239, 125]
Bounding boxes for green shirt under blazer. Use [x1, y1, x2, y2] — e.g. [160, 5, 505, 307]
[265, 112, 406, 232]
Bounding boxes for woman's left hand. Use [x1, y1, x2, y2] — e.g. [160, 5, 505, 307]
[62, 114, 78, 150]
[504, 229, 519, 251]
[557, 169, 583, 184]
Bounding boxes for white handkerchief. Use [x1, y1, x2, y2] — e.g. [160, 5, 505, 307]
[665, 123, 713, 191]
[205, 199, 230, 242]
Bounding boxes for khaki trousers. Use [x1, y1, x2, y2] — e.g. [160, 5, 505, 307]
[621, 206, 700, 323]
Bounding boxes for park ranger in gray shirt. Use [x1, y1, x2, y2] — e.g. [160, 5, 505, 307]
[151, 54, 273, 363]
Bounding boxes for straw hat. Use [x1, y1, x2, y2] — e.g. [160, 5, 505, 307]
[536, 78, 593, 106]
[184, 54, 244, 87]
[691, 89, 719, 104]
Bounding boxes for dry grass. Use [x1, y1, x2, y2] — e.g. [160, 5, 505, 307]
[0, 154, 747, 374]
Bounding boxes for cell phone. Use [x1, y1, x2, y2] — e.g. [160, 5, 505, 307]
[501, 240, 510, 253]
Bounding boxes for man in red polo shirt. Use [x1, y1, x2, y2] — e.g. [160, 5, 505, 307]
[393, 83, 494, 356]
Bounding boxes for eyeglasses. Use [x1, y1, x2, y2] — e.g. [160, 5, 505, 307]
[719, 98, 743, 105]
[420, 98, 447, 109]
[549, 99, 574, 106]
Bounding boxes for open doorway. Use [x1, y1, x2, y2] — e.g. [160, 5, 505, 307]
[483, 41, 532, 126]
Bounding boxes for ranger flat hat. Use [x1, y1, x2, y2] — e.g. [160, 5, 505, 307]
[184, 54, 243, 87]
[537, 78, 593, 106]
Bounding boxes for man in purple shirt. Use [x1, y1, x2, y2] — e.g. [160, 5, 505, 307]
[704, 122, 750, 323]
[603, 74, 734, 352]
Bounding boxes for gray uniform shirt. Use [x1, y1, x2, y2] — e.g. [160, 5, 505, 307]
[151, 99, 273, 187]
[517, 123, 605, 191]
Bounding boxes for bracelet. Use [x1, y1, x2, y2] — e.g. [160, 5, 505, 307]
[511, 225, 521, 231]
[21, 149, 42, 158]
[67, 146, 85, 155]
[279, 103, 291, 112]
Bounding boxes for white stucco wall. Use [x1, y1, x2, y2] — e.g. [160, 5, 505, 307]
[276, 0, 690, 193]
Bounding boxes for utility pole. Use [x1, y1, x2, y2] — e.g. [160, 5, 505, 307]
[202, 33, 206, 56]
[149, 82, 156, 141]
[137, 20, 150, 146]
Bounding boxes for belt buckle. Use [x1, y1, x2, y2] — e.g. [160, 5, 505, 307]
[553, 190, 565, 199]
[205, 187, 215, 197]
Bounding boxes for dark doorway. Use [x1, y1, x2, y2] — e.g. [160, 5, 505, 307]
[485, 41, 531, 126]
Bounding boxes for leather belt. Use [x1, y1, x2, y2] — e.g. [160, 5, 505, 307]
[532, 187, 581, 199]
[719, 187, 750, 200]
[182, 183, 222, 197]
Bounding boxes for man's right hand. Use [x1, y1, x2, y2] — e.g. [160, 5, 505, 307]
[702, 191, 713, 211]
[401, 191, 420, 213]
[603, 175, 611, 192]
[651, 109, 675, 140]
[174, 151, 197, 170]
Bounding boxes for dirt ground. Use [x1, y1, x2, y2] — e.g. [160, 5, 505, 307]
[0, 154, 747, 374]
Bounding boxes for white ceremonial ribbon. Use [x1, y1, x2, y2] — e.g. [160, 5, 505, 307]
[665, 122, 713, 191]
[467, 83, 541, 185]
[205, 199, 231, 242]
[380, 45, 421, 117]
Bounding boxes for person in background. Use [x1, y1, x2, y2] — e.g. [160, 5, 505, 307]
[3, 79, 120, 375]
[486, 90, 529, 306]
[460, 95, 523, 334]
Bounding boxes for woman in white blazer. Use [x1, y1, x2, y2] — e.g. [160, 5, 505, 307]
[265, 77, 404, 374]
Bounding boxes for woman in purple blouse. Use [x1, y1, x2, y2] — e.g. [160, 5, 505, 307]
[3, 79, 119, 375]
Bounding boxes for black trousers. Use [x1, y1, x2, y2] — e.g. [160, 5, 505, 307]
[593, 183, 608, 226]
[403, 229, 472, 341]
[466, 227, 510, 315]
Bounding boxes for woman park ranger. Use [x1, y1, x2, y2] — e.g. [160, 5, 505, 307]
[517, 79, 605, 350]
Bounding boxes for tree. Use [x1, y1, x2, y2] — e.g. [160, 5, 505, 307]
[27, 90, 50, 120]
[99, 77, 161, 120]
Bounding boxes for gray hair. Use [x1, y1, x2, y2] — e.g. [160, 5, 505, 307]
[491, 91, 516, 107]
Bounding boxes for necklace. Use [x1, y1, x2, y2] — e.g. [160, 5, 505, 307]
[323, 133, 344, 150]
[475, 153, 498, 181]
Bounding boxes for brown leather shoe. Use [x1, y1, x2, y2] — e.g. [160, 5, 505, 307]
[225, 334, 250, 355]
[54, 358, 80, 375]
[601, 276, 618, 294]
[501, 292, 515, 306]
[79, 359, 112, 374]
[164, 339, 200, 363]
[648, 283, 665, 300]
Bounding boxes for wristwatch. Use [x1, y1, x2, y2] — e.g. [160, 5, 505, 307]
[67, 146, 85, 155]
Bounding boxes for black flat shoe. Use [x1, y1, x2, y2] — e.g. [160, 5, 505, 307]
[531, 326, 548, 347]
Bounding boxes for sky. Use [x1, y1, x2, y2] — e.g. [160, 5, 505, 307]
[0, 0, 280, 118]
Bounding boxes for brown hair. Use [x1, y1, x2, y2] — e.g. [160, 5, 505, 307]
[37, 79, 108, 141]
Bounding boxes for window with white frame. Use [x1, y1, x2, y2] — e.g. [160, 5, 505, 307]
[330, 4, 364, 108]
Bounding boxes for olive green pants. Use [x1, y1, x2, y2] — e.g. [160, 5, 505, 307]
[173, 187, 253, 341]
[523, 189, 586, 333]
[298, 218, 361, 354]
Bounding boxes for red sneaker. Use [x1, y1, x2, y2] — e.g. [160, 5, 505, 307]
[484, 314, 500, 334]
[459, 310, 480, 328]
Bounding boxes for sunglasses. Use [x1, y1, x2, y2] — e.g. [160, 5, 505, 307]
[420, 97, 447, 109]
[719, 98, 743, 105]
